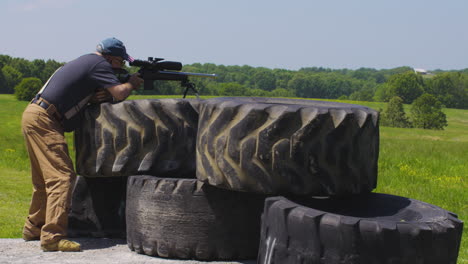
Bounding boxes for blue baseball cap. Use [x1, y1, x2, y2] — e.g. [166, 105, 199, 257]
[96, 37, 133, 61]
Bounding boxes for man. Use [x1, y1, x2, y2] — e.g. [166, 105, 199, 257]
[21, 37, 143, 252]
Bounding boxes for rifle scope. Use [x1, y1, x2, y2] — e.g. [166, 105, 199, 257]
[130, 57, 182, 71]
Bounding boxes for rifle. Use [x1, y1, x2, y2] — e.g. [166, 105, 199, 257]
[118, 57, 217, 98]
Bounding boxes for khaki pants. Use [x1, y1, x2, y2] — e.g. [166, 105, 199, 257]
[21, 103, 76, 246]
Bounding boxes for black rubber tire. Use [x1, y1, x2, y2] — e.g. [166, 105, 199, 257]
[196, 97, 379, 195]
[75, 99, 201, 178]
[68, 176, 127, 238]
[126, 175, 267, 261]
[258, 194, 463, 264]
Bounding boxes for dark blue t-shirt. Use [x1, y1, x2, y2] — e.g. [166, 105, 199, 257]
[40, 53, 120, 131]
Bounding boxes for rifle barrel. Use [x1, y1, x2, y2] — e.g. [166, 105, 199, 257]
[158, 71, 217, 79]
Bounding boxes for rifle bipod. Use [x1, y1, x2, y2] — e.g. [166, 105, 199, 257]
[181, 80, 200, 99]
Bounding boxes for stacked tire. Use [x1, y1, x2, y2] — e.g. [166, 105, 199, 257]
[258, 194, 462, 264]
[70, 97, 463, 263]
[69, 98, 267, 260]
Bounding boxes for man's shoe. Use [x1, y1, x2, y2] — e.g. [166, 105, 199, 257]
[41, 239, 81, 252]
[22, 233, 39, 241]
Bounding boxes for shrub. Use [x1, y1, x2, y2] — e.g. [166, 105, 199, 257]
[270, 88, 295, 98]
[380, 96, 412, 128]
[14, 77, 42, 101]
[218, 82, 246, 96]
[410, 94, 447, 130]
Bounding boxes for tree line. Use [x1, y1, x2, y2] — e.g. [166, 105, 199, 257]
[0, 55, 63, 94]
[1, 54, 467, 110]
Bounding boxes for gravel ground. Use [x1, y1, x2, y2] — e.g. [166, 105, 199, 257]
[0, 238, 256, 264]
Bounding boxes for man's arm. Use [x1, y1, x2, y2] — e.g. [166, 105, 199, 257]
[107, 73, 143, 101]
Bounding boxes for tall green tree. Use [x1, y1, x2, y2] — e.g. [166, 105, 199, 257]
[373, 83, 391, 102]
[287, 74, 311, 98]
[380, 96, 411, 128]
[0, 55, 12, 69]
[2, 65, 23, 94]
[425, 72, 468, 109]
[273, 69, 294, 90]
[349, 83, 375, 102]
[0, 71, 6, 93]
[320, 73, 355, 98]
[252, 68, 276, 91]
[454, 73, 468, 109]
[351, 67, 383, 83]
[387, 71, 424, 103]
[10, 58, 33, 77]
[31, 59, 46, 80]
[410, 94, 447, 130]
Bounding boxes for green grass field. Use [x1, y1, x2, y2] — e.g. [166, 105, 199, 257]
[0, 94, 466, 262]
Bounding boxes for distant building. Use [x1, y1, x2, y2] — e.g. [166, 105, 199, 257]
[413, 68, 432, 75]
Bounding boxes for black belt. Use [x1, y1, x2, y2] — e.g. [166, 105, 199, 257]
[31, 97, 63, 121]
[31, 98, 50, 110]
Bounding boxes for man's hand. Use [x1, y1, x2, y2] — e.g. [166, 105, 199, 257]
[128, 73, 144, 90]
[107, 73, 144, 101]
[90, 89, 113, 104]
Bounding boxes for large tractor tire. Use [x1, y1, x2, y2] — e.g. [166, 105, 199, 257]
[126, 176, 267, 261]
[196, 97, 379, 195]
[68, 176, 127, 238]
[258, 194, 463, 264]
[75, 99, 201, 178]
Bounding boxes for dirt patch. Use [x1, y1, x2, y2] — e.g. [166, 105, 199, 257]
[0, 238, 255, 264]
[421, 135, 442, 141]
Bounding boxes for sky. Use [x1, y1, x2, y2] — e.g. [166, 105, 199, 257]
[0, 0, 467, 71]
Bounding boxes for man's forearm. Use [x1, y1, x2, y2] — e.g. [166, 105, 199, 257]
[107, 82, 136, 101]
